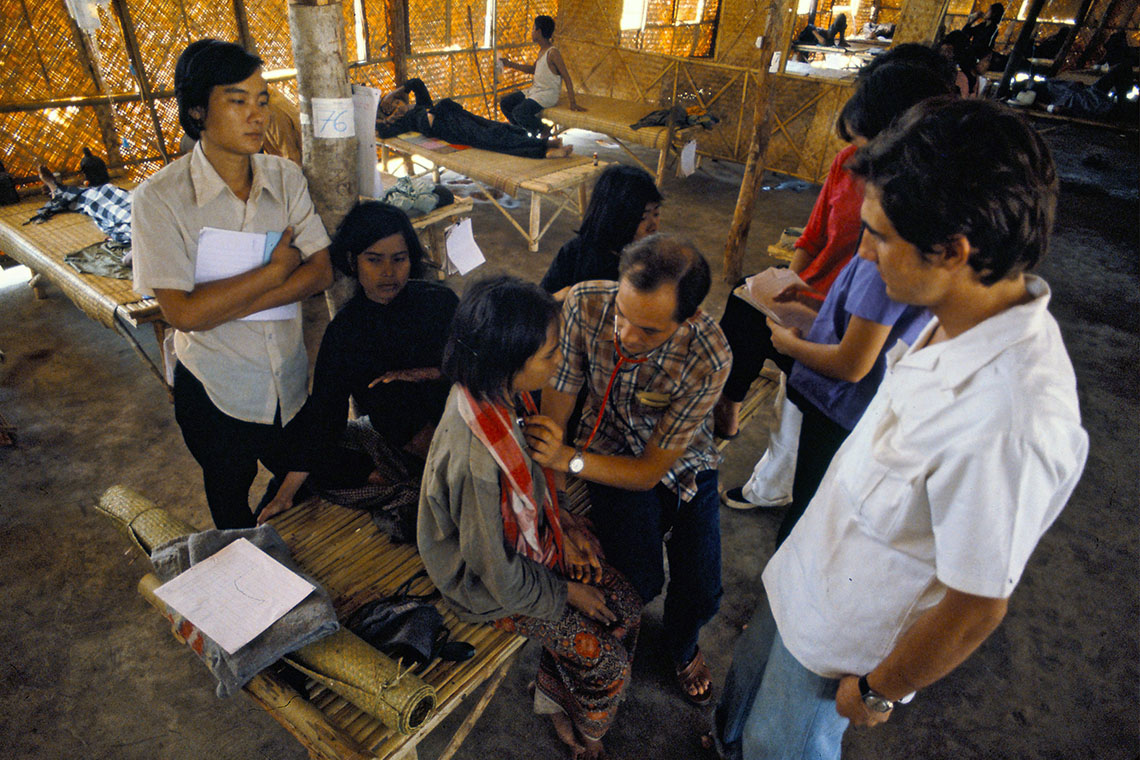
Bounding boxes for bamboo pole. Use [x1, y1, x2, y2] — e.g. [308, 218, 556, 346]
[996, 0, 1048, 99]
[64, 14, 124, 167]
[287, 0, 360, 316]
[722, 0, 792, 284]
[108, 0, 171, 165]
[1074, 0, 1122, 69]
[466, 5, 493, 116]
[232, 0, 257, 54]
[384, 0, 409, 84]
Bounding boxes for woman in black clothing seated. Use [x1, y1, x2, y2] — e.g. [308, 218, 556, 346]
[539, 164, 661, 298]
[258, 201, 458, 539]
[376, 78, 573, 159]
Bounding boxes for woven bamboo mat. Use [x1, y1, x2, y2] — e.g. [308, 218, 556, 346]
[544, 94, 697, 150]
[270, 498, 526, 755]
[382, 134, 593, 196]
[0, 189, 158, 329]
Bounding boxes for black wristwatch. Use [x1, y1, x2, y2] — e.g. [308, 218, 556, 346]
[858, 674, 894, 713]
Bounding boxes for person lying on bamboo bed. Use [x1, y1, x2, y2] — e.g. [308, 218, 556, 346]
[376, 77, 574, 158]
[540, 164, 662, 300]
[256, 201, 457, 541]
[418, 275, 640, 760]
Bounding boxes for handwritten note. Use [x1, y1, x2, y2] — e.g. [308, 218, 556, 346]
[312, 97, 355, 139]
[445, 218, 485, 275]
[735, 267, 819, 335]
[154, 538, 315, 655]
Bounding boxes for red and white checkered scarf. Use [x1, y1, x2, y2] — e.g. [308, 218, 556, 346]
[456, 387, 565, 570]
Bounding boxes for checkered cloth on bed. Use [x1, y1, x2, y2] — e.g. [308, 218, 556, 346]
[53, 183, 132, 245]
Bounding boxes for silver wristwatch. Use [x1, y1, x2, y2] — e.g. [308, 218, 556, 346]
[567, 449, 586, 474]
[858, 675, 894, 713]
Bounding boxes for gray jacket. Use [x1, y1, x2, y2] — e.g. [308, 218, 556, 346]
[417, 387, 568, 623]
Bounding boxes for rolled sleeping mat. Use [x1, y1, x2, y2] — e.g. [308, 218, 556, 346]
[98, 485, 438, 735]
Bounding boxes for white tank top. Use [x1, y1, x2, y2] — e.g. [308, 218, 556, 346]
[525, 48, 563, 108]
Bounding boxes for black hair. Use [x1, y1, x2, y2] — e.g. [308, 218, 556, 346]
[442, 275, 561, 404]
[535, 15, 555, 40]
[174, 39, 263, 141]
[618, 234, 711, 323]
[839, 61, 956, 142]
[577, 165, 663, 255]
[848, 97, 1057, 285]
[859, 42, 958, 88]
[328, 200, 429, 279]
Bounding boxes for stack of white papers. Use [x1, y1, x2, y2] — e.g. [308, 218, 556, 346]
[195, 227, 299, 321]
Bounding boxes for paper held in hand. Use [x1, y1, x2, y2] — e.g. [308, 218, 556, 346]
[734, 267, 818, 335]
[154, 538, 315, 655]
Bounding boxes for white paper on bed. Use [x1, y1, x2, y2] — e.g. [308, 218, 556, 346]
[154, 538, 315, 655]
[680, 139, 698, 177]
[353, 84, 382, 198]
[445, 218, 485, 275]
[195, 227, 298, 321]
[734, 267, 818, 335]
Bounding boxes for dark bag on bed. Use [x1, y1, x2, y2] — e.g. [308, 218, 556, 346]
[346, 570, 474, 667]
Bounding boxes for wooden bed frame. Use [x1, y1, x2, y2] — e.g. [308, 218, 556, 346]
[0, 189, 474, 387]
[541, 93, 700, 186]
[379, 134, 608, 252]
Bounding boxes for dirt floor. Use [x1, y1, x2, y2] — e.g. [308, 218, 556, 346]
[0, 121, 1136, 760]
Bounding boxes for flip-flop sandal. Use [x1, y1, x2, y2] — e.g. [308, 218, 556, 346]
[676, 648, 714, 706]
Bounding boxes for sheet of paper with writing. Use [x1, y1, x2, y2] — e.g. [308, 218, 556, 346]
[154, 537, 315, 655]
[735, 267, 818, 335]
[445, 218, 485, 275]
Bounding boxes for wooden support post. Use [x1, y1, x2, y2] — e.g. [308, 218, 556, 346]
[385, 0, 410, 84]
[1074, 0, 1122, 70]
[232, 0, 257, 54]
[529, 190, 542, 252]
[109, 0, 171, 165]
[65, 15, 124, 168]
[288, 0, 360, 315]
[722, 0, 791, 284]
[996, 0, 1048, 99]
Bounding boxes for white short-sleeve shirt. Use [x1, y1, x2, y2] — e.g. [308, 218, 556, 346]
[764, 275, 1088, 679]
[131, 145, 331, 425]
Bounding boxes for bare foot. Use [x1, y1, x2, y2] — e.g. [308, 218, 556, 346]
[550, 712, 585, 755]
[548, 136, 564, 149]
[37, 164, 59, 194]
[545, 145, 574, 159]
[579, 734, 607, 759]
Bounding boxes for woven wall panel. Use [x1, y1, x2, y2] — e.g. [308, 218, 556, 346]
[361, 0, 389, 60]
[245, 0, 294, 70]
[716, 0, 765, 66]
[893, 0, 948, 44]
[112, 100, 162, 161]
[4, 0, 96, 100]
[351, 62, 398, 93]
[0, 107, 102, 178]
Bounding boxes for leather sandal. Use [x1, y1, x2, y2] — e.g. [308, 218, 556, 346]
[676, 648, 714, 706]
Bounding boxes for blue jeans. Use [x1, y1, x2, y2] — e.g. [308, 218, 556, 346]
[717, 598, 848, 760]
[586, 469, 722, 666]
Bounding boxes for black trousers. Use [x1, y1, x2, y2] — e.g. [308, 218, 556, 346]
[429, 99, 547, 159]
[500, 90, 546, 135]
[774, 386, 851, 548]
[173, 362, 300, 529]
[718, 282, 795, 402]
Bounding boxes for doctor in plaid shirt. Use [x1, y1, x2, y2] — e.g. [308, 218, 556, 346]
[528, 234, 731, 706]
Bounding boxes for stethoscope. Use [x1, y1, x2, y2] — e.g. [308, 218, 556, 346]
[580, 314, 649, 450]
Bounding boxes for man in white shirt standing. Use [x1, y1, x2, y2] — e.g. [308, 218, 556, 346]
[132, 39, 332, 529]
[713, 97, 1089, 760]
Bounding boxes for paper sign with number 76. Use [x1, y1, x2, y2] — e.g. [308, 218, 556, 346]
[311, 97, 356, 139]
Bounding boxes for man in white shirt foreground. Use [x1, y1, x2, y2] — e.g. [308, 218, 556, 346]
[713, 97, 1089, 759]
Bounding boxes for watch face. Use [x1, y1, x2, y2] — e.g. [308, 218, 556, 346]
[569, 454, 584, 473]
[863, 694, 893, 713]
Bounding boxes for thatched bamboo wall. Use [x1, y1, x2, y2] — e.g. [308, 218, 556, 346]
[0, 0, 551, 188]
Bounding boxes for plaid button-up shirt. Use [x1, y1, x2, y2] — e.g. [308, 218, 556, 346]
[552, 280, 732, 501]
[54, 183, 132, 245]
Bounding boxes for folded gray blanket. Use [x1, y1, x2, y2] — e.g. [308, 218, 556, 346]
[150, 525, 339, 697]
